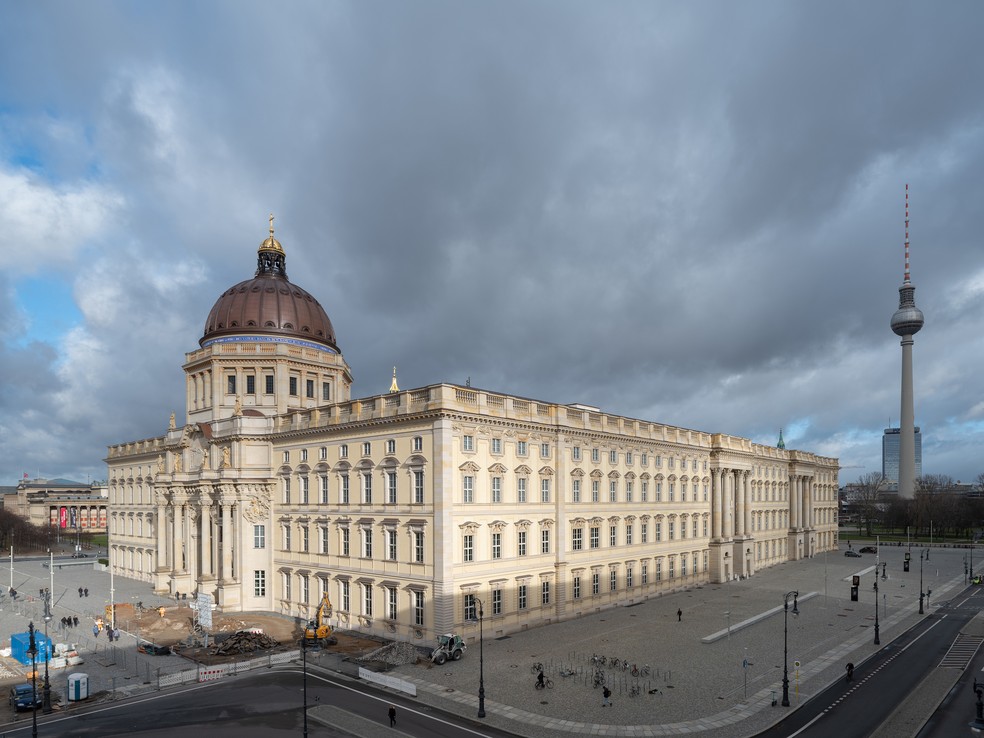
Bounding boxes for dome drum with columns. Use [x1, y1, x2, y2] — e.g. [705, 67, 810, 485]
[107, 216, 838, 642]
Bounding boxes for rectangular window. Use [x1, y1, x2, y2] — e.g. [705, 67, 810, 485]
[669, 482, 675, 502]
[341, 473, 350, 504]
[592, 448, 600, 463]
[609, 526, 616, 546]
[464, 534, 474, 562]
[641, 522, 648, 543]
[340, 444, 348, 458]
[655, 455, 662, 467]
[301, 476, 309, 504]
[414, 590, 424, 625]
[253, 570, 266, 597]
[463, 475, 474, 503]
[413, 470, 425, 503]
[572, 528, 583, 550]
[491, 438, 502, 454]
[517, 440, 528, 456]
[540, 478, 550, 503]
[320, 526, 329, 554]
[625, 524, 633, 545]
[253, 524, 265, 549]
[572, 479, 581, 503]
[283, 477, 291, 504]
[341, 528, 350, 556]
[387, 530, 397, 560]
[641, 561, 648, 584]
[413, 436, 423, 452]
[363, 584, 373, 617]
[283, 450, 291, 464]
[491, 476, 502, 503]
[387, 471, 397, 504]
[681, 557, 688, 577]
[414, 530, 424, 563]
[669, 557, 676, 579]
[641, 453, 648, 466]
[302, 526, 309, 552]
[573, 446, 581, 461]
[341, 581, 350, 611]
[655, 522, 662, 541]
[703, 519, 708, 537]
[540, 443, 550, 458]
[681, 519, 686, 538]
[265, 375, 274, 394]
[626, 566, 633, 588]
[655, 482, 662, 502]
[387, 586, 397, 620]
[610, 481, 617, 502]
[283, 573, 291, 601]
[592, 480, 599, 502]
[641, 481, 648, 502]
[492, 532, 502, 559]
[301, 575, 310, 604]
[573, 575, 581, 599]
[386, 439, 396, 454]
[517, 478, 527, 503]
[626, 481, 633, 502]
[322, 382, 331, 401]
[518, 530, 527, 556]
[541, 581, 550, 605]
[541, 529, 550, 554]
[320, 475, 329, 504]
[362, 441, 371, 456]
[464, 593, 477, 621]
[463, 435, 474, 452]
[289, 376, 298, 396]
[592, 571, 600, 595]
[610, 570, 617, 591]
[227, 375, 236, 394]
[306, 379, 315, 398]
[361, 473, 372, 504]
[362, 528, 372, 558]
[492, 588, 502, 615]
[518, 584, 527, 610]
[693, 519, 699, 538]
[283, 525, 292, 551]
[626, 451, 633, 465]
[609, 450, 617, 464]
[246, 375, 255, 394]
[590, 527, 599, 549]
[669, 521, 675, 540]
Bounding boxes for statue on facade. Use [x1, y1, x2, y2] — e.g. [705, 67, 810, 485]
[234, 396, 243, 416]
[157, 455, 165, 473]
[169, 412, 176, 429]
[221, 446, 231, 469]
[201, 446, 209, 470]
[173, 453, 182, 473]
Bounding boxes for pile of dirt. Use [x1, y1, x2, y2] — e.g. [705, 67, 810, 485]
[356, 640, 422, 666]
[212, 630, 280, 655]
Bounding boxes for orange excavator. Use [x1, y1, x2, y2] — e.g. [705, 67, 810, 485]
[303, 592, 337, 647]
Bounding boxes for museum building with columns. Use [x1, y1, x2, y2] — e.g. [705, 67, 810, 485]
[106, 222, 839, 643]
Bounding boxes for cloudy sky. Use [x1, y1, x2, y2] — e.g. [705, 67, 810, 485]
[1, 1, 982, 488]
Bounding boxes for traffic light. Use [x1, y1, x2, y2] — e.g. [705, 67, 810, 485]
[851, 575, 860, 602]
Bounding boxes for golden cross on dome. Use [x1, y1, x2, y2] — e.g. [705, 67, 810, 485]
[269, 213, 275, 237]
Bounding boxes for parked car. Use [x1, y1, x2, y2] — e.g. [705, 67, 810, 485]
[845, 550, 862, 557]
[137, 641, 171, 656]
[9, 683, 42, 711]
[859, 546, 877, 554]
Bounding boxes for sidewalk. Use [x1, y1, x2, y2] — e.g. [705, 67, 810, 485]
[360, 545, 969, 737]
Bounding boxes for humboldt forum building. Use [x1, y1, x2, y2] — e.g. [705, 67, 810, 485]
[106, 223, 839, 643]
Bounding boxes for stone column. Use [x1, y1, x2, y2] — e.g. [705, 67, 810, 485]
[172, 496, 186, 573]
[725, 470, 735, 539]
[742, 471, 752, 536]
[711, 469, 722, 539]
[200, 499, 213, 579]
[221, 501, 234, 582]
[156, 501, 168, 570]
[735, 470, 745, 537]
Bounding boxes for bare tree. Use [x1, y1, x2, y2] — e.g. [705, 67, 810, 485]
[853, 472, 886, 536]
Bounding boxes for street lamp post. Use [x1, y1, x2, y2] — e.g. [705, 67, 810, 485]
[781, 591, 799, 707]
[476, 597, 486, 718]
[28, 621, 38, 738]
[920, 549, 925, 614]
[301, 633, 308, 738]
[43, 592, 52, 714]
[874, 578, 881, 645]
[971, 535, 975, 582]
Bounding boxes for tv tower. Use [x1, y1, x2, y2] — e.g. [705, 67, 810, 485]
[890, 184, 924, 498]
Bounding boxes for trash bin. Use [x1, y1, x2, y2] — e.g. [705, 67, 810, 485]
[67, 673, 89, 701]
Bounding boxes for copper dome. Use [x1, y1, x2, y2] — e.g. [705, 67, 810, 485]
[201, 218, 339, 351]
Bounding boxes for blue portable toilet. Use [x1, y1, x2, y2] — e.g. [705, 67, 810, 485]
[10, 632, 52, 666]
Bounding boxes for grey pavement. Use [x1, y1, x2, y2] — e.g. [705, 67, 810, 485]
[326, 543, 973, 738]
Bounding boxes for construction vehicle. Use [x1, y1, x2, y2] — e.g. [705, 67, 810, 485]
[430, 632, 465, 664]
[303, 592, 337, 647]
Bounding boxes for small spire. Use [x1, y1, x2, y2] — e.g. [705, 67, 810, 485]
[389, 366, 400, 393]
[269, 212, 275, 239]
[904, 184, 911, 284]
[777, 428, 786, 450]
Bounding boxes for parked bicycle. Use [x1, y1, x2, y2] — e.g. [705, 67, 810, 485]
[631, 663, 651, 678]
[629, 684, 641, 697]
[592, 670, 606, 688]
[591, 654, 606, 666]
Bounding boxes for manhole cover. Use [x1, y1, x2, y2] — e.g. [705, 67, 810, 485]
[445, 688, 455, 692]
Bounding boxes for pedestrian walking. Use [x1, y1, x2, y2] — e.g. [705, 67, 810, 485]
[602, 686, 612, 707]
[92, 624, 99, 638]
[388, 705, 396, 726]
[79, 587, 83, 598]
[108, 629, 114, 643]
[73, 615, 79, 627]
[677, 608, 682, 622]
[84, 588, 89, 597]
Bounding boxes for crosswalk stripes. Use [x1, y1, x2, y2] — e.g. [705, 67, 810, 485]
[938, 634, 984, 669]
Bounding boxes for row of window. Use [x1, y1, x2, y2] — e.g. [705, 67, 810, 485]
[282, 470, 426, 506]
[227, 373, 333, 402]
[462, 475, 711, 505]
[461, 436, 708, 472]
[257, 523, 426, 563]
[282, 437, 425, 464]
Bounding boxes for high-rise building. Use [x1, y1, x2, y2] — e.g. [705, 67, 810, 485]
[881, 427, 922, 484]
[105, 218, 839, 640]
[890, 185, 924, 499]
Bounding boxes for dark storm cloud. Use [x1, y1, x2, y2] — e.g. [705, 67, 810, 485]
[0, 0, 982, 484]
